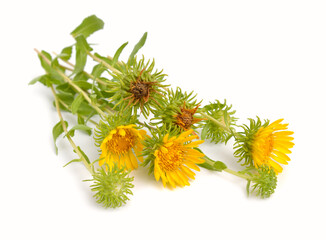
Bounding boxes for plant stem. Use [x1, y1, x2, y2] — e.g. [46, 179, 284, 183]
[223, 168, 252, 181]
[199, 112, 232, 133]
[35, 49, 106, 118]
[51, 85, 94, 175]
[87, 51, 122, 75]
[203, 156, 252, 181]
[57, 98, 98, 125]
[53, 52, 109, 86]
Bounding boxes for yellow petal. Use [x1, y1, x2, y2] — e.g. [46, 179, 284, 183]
[128, 151, 138, 169]
[184, 140, 205, 148]
[183, 161, 200, 171]
[269, 160, 283, 173]
[163, 133, 169, 143]
[154, 162, 161, 181]
[166, 172, 176, 188]
[271, 154, 288, 165]
[119, 128, 126, 136]
[161, 146, 168, 153]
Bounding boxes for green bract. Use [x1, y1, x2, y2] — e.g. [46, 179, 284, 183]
[106, 56, 169, 117]
[200, 100, 237, 144]
[89, 165, 134, 208]
[240, 165, 277, 198]
[233, 117, 270, 167]
[151, 87, 202, 133]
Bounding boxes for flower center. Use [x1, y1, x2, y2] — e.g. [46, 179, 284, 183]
[157, 143, 184, 171]
[106, 129, 135, 154]
[253, 130, 274, 162]
[176, 111, 194, 129]
[130, 81, 150, 100]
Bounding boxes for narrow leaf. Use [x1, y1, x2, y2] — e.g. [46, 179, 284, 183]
[76, 146, 90, 164]
[67, 124, 92, 137]
[29, 75, 44, 85]
[52, 121, 68, 155]
[59, 46, 73, 61]
[71, 15, 104, 39]
[112, 42, 128, 66]
[63, 159, 82, 168]
[71, 94, 84, 114]
[77, 115, 85, 125]
[129, 32, 147, 65]
[74, 35, 92, 74]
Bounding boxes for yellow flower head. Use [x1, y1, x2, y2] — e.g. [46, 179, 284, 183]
[251, 119, 294, 173]
[99, 124, 147, 171]
[234, 118, 294, 174]
[152, 129, 205, 188]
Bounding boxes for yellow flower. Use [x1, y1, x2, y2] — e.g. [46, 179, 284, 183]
[251, 119, 294, 173]
[99, 124, 147, 171]
[153, 129, 205, 188]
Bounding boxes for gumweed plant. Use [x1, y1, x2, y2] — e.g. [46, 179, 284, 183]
[30, 15, 294, 208]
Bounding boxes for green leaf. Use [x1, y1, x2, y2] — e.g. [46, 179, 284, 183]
[37, 50, 64, 82]
[198, 162, 218, 171]
[213, 161, 227, 171]
[29, 75, 44, 85]
[129, 32, 147, 65]
[73, 72, 89, 81]
[76, 146, 90, 164]
[74, 35, 92, 74]
[91, 64, 107, 79]
[59, 46, 73, 61]
[94, 52, 113, 65]
[71, 15, 104, 39]
[112, 42, 128, 66]
[67, 124, 92, 137]
[29, 74, 61, 87]
[201, 125, 209, 139]
[53, 121, 68, 155]
[63, 159, 82, 168]
[77, 115, 85, 125]
[71, 94, 84, 114]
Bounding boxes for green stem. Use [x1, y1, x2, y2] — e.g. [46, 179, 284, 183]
[53, 52, 109, 86]
[199, 112, 232, 133]
[57, 98, 98, 125]
[35, 49, 107, 118]
[223, 168, 252, 181]
[87, 51, 122, 75]
[51, 85, 94, 175]
[203, 156, 252, 181]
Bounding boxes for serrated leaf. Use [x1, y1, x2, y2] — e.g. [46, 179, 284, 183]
[112, 42, 128, 66]
[53, 121, 68, 155]
[71, 15, 104, 39]
[71, 94, 84, 114]
[67, 124, 92, 137]
[129, 32, 147, 65]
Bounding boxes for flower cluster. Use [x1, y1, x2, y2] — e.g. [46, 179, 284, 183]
[31, 15, 295, 208]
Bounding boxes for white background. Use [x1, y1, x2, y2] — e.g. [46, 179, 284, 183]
[1, 0, 325, 239]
